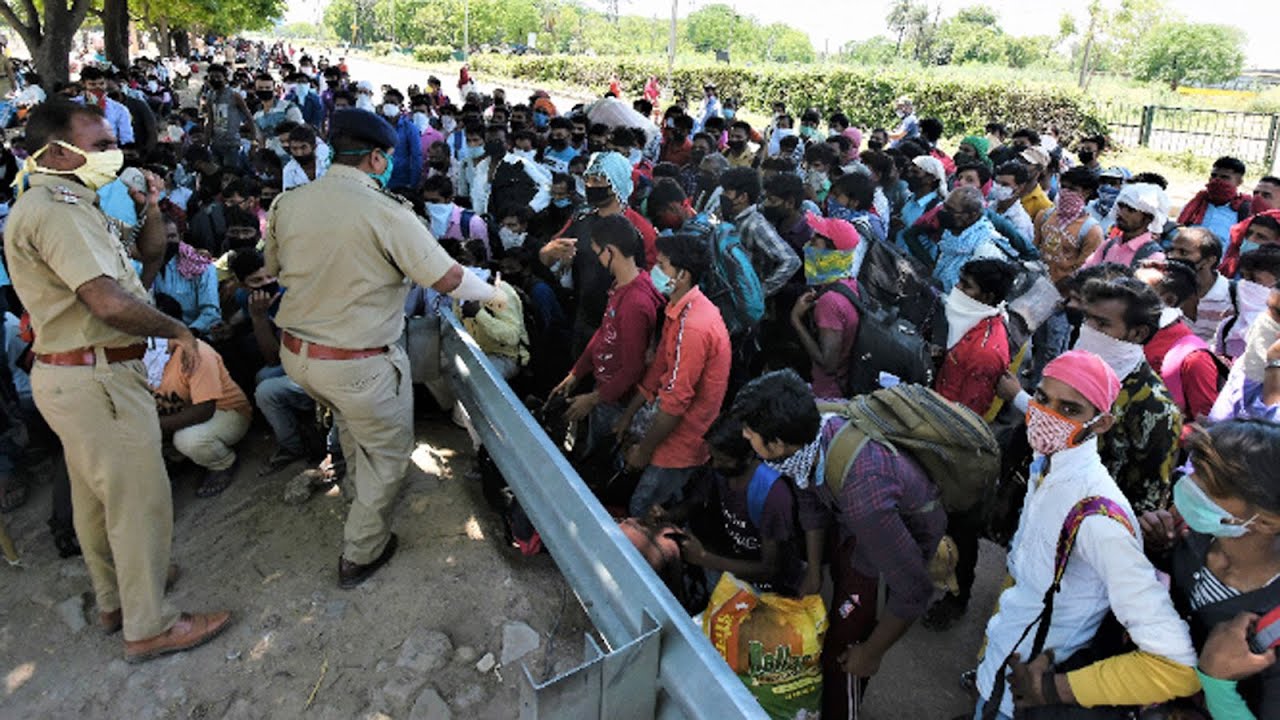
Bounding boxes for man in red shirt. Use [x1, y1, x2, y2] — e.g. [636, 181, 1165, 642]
[659, 115, 694, 168]
[550, 215, 666, 459]
[617, 233, 732, 517]
[1136, 261, 1223, 426]
[923, 258, 1014, 632]
[934, 259, 1015, 416]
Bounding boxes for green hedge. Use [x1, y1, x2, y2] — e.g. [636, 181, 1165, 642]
[468, 54, 1109, 139]
[413, 45, 455, 64]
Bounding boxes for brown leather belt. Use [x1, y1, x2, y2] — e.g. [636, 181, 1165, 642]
[281, 331, 387, 360]
[36, 344, 147, 367]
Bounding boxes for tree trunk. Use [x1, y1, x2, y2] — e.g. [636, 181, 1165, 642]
[102, 0, 130, 71]
[171, 27, 190, 58]
[155, 17, 171, 57]
[32, 32, 73, 90]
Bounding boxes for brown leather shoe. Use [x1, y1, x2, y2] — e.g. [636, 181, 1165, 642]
[124, 611, 231, 664]
[100, 564, 183, 634]
[338, 533, 398, 589]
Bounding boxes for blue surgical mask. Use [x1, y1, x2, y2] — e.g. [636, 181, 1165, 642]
[553, 197, 572, 208]
[465, 145, 484, 160]
[650, 265, 675, 296]
[533, 111, 549, 129]
[723, 109, 736, 120]
[1241, 240, 1262, 255]
[1173, 474, 1256, 538]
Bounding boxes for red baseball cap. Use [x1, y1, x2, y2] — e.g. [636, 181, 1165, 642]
[804, 212, 860, 251]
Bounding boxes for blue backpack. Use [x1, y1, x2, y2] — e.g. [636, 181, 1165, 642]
[675, 214, 764, 337]
[746, 464, 782, 529]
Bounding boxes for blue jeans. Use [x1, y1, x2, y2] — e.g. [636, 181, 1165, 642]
[629, 465, 697, 517]
[254, 373, 315, 456]
[973, 697, 1013, 720]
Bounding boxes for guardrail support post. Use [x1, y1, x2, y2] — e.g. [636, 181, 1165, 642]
[1266, 114, 1280, 175]
[1139, 105, 1155, 148]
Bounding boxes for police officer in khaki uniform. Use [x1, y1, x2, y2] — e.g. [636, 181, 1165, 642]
[5, 101, 230, 661]
[266, 108, 504, 588]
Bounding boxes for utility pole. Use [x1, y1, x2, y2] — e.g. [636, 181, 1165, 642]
[667, 0, 677, 92]
[1078, 2, 1099, 90]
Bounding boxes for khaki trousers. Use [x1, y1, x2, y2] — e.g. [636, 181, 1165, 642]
[173, 409, 251, 471]
[282, 342, 412, 564]
[31, 359, 178, 641]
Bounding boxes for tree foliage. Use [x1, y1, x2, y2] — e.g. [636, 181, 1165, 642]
[1133, 22, 1246, 90]
[322, 0, 813, 64]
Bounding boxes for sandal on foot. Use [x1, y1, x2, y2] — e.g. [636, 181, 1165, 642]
[195, 462, 238, 498]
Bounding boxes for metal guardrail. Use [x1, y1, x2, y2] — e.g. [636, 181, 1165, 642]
[423, 309, 766, 720]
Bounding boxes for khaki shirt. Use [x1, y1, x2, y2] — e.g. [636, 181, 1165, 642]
[265, 164, 455, 348]
[5, 174, 148, 353]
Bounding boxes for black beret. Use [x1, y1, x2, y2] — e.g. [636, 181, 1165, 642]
[329, 108, 397, 150]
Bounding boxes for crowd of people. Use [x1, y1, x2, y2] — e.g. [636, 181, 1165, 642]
[2, 36, 1280, 719]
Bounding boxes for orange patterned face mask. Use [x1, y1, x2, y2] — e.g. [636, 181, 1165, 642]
[1025, 400, 1102, 456]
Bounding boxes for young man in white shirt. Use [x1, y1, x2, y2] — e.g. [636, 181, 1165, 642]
[974, 350, 1198, 720]
[1167, 226, 1234, 344]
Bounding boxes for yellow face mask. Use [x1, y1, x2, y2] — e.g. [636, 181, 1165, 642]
[13, 140, 123, 194]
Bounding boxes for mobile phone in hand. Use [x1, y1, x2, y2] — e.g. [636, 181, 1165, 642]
[1247, 606, 1280, 654]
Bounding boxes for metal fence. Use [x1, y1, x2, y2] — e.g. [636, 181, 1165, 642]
[1097, 103, 1280, 172]
[419, 310, 767, 720]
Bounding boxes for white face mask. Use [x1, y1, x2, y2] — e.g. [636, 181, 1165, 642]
[412, 112, 430, 133]
[442, 117, 457, 134]
[628, 148, 642, 167]
[425, 202, 452, 237]
[513, 148, 537, 161]
[498, 226, 527, 251]
[943, 286, 1001, 349]
[989, 185, 1015, 203]
[1073, 323, 1146, 380]
[147, 80, 158, 93]
[382, 103, 400, 119]
[356, 95, 375, 111]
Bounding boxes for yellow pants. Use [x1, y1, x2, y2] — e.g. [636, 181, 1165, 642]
[282, 343, 413, 564]
[32, 359, 179, 641]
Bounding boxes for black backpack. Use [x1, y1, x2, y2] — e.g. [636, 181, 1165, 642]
[489, 160, 539, 219]
[818, 281, 934, 396]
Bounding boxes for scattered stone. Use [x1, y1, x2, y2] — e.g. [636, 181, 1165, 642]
[374, 659, 390, 673]
[324, 599, 348, 619]
[453, 645, 478, 665]
[500, 621, 540, 665]
[226, 649, 242, 661]
[261, 613, 282, 630]
[381, 669, 426, 708]
[29, 590, 56, 610]
[360, 711, 393, 720]
[475, 652, 496, 673]
[408, 687, 451, 720]
[396, 629, 453, 673]
[451, 684, 484, 709]
[55, 595, 87, 633]
[58, 563, 87, 579]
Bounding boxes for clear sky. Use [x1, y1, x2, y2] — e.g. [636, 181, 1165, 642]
[285, 0, 1278, 68]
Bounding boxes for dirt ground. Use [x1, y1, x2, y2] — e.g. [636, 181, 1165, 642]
[0, 404, 596, 720]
